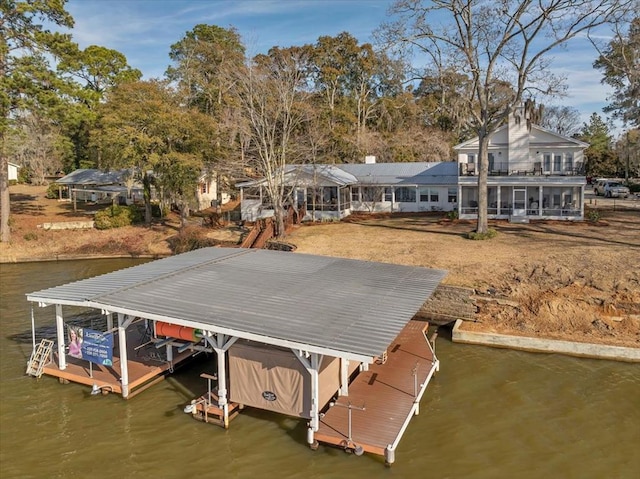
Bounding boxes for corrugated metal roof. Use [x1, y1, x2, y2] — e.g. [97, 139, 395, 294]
[341, 162, 458, 185]
[27, 248, 446, 361]
[56, 169, 132, 185]
[237, 162, 457, 188]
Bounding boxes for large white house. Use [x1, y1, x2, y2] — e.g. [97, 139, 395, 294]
[239, 107, 590, 223]
[455, 107, 589, 221]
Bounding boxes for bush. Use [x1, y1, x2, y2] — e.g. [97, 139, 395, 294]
[94, 205, 143, 230]
[447, 209, 459, 220]
[467, 228, 498, 240]
[23, 232, 38, 241]
[629, 183, 640, 193]
[45, 183, 60, 199]
[586, 209, 601, 223]
[168, 227, 219, 253]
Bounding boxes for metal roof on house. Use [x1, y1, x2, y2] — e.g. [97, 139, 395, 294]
[237, 162, 458, 188]
[27, 248, 446, 362]
[56, 169, 133, 185]
[341, 162, 458, 185]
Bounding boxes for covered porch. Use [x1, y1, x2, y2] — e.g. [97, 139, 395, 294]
[458, 179, 585, 221]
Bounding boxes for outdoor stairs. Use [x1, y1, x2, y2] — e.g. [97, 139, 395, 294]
[26, 338, 54, 378]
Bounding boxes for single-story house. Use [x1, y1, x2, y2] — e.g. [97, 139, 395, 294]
[239, 107, 589, 223]
[56, 169, 228, 211]
[237, 159, 459, 222]
[54, 169, 144, 204]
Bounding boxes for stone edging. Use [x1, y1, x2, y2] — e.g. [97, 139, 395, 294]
[451, 319, 640, 363]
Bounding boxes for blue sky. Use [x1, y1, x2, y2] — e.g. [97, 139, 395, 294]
[61, 0, 614, 132]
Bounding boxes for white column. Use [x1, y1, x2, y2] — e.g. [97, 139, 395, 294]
[339, 358, 349, 396]
[214, 334, 232, 427]
[56, 304, 66, 370]
[106, 313, 114, 332]
[118, 313, 130, 398]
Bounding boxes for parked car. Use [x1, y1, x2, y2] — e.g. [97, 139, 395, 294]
[603, 181, 630, 198]
[593, 179, 609, 195]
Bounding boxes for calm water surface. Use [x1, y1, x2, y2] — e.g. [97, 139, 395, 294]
[1, 260, 638, 478]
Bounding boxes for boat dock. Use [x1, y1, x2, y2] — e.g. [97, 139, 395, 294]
[315, 319, 438, 464]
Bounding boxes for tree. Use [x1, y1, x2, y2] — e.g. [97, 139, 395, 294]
[57, 44, 142, 169]
[234, 47, 311, 237]
[579, 113, 617, 177]
[167, 24, 247, 209]
[380, 0, 631, 234]
[1, 0, 75, 242]
[593, 17, 640, 127]
[92, 80, 212, 226]
[540, 105, 582, 136]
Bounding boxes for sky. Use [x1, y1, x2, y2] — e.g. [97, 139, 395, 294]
[60, 0, 615, 133]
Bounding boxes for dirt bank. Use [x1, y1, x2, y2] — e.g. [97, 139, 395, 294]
[2, 184, 639, 349]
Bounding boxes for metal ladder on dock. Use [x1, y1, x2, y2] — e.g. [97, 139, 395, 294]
[26, 339, 55, 378]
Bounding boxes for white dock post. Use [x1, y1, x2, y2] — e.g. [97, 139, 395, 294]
[56, 304, 66, 370]
[118, 313, 130, 398]
[339, 358, 349, 396]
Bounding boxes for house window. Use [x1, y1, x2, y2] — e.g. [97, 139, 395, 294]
[395, 187, 416, 202]
[565, 154, 573, 172]
[419, 187, 429, 202]
[554, 154, 562, 172]
[488, 153, 495, 171]
[468, 154, 475, 164]
[362, 186, 379, 202]
[384, 187, 393, 202]
[448, 188, 457, 203]
[544, 153, 551, 172]
[201, 183, 208, 194]
[430, 190, 439, 202]
[351, 186, 360, 202]
[244, 187, 261, 200]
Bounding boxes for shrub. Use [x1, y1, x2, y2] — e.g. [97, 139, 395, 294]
[447, 209, 459, 220]
[94, 205, 143, 230]
[586, 209, 600, 223]
[23, 232, 38, 241]
[629, 183, 640, 193]
[45, 183, 60, 199]
[467, 228, 498, 240]
[168, 227, 219, 253]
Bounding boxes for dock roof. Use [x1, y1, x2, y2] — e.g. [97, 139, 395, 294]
[27, 248, 446, 362]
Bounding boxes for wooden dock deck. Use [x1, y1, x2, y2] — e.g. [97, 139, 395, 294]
[315, 319, 438, 463]
[40, 323, 198, 399]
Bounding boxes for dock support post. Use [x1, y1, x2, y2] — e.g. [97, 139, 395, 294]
[293, 350, 322, 447]
[385, 446, 395, 465]
[56, 304, 66, 370]
[118, 313, 130, 398]
[339, 358, 349, 396]
[204, 333, 238, 429]
[106, 313, 113, 332]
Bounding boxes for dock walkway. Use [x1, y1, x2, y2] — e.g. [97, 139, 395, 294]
[315, 319, 438, 463]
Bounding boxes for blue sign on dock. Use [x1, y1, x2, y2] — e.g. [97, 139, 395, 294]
[81, 328, 114, 366]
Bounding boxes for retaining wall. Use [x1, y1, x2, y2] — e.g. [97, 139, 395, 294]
[452, 319, 640, 363]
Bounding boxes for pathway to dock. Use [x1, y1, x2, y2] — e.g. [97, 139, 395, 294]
[315, 319, 438, 464]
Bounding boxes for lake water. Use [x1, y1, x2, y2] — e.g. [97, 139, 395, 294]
[1, 259, 638, 478]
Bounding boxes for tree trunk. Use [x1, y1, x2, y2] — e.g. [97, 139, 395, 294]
[0, 154, 10, 243]
[476, 128, 489, 234]
[143, 172, 153, 224]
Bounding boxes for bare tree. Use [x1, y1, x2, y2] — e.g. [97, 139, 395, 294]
[234, 47, 310, 237]
[540, 105, 582, 136]
[380, 0, 631, 234]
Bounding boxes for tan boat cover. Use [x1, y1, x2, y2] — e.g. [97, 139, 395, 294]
[229, 341, 359, 418]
